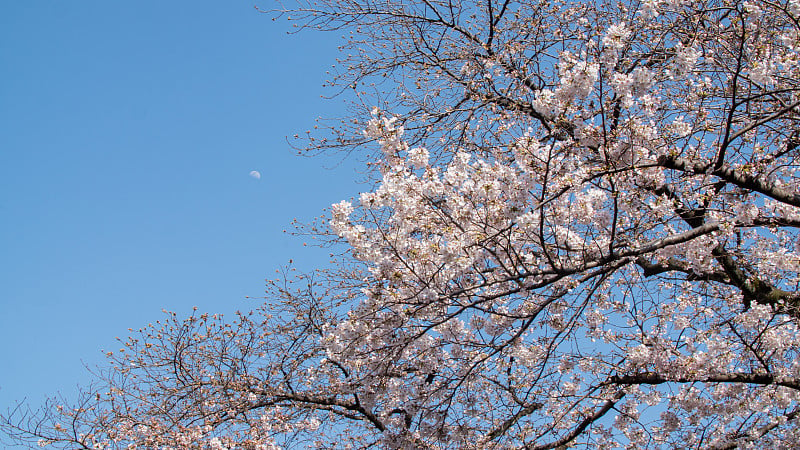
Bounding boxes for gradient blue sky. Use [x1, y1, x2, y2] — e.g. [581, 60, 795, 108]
[1, 1, 362, 413]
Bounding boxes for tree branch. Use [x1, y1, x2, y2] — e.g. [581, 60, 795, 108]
[657, 155, 800, 208]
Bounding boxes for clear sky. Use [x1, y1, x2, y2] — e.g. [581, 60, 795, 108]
[0, 0, 362, 418]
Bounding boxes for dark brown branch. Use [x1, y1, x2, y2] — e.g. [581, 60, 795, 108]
[609, 372, 800, 391]
[657, 155, 800, 208]
[636, 256, 730, 283]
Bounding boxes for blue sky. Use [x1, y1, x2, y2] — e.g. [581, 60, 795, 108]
[0, 1, 361, 413]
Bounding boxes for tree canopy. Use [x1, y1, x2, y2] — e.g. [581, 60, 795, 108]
[4, 0, 800, 448]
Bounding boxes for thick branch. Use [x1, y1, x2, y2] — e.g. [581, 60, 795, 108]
[636, 256, 730, 283]
[261, 393, 387, 432]
[609, 372, 800, 391]
[657, 155, 800, 208]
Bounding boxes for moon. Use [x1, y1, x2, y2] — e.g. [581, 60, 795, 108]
[249, 170, 261, 180]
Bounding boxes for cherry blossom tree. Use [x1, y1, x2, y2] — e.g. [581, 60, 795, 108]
[4, 0, 800, 448]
